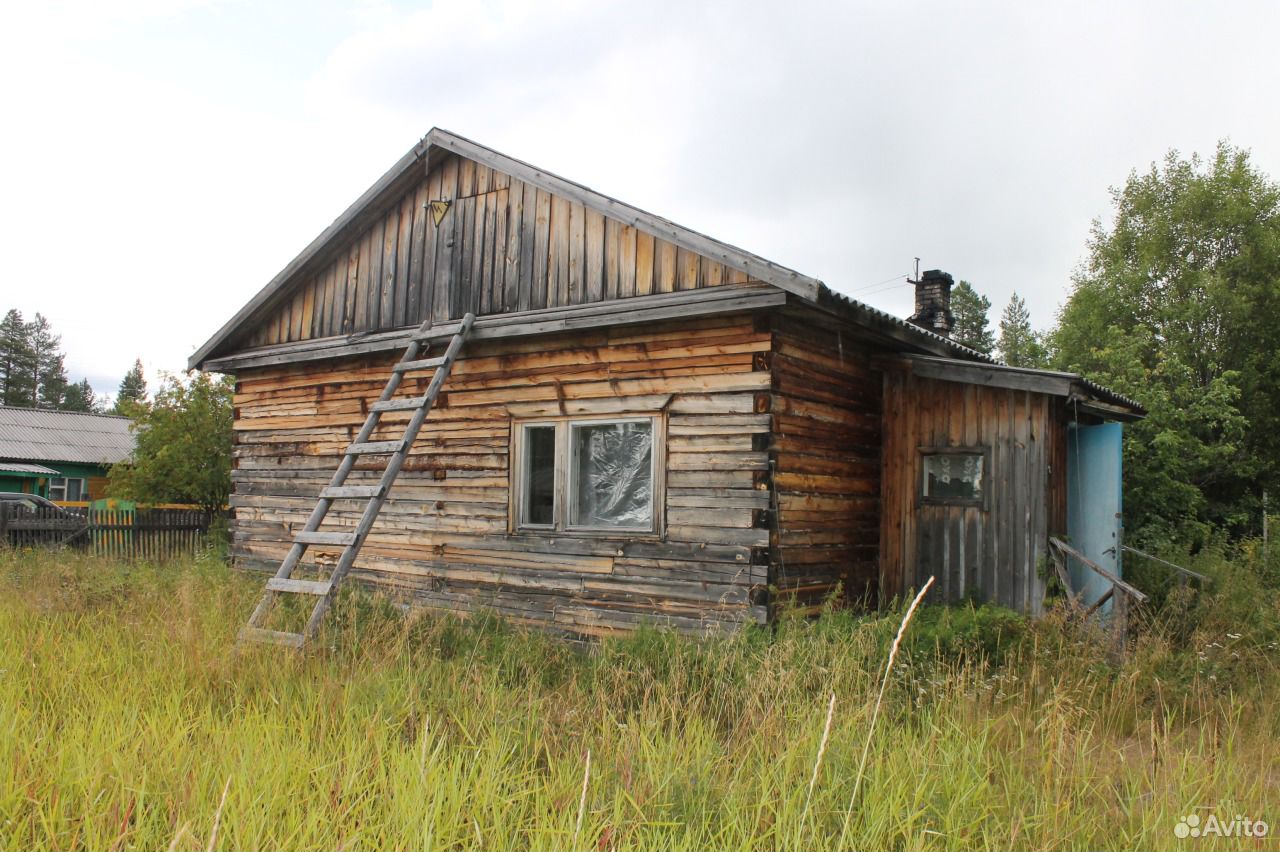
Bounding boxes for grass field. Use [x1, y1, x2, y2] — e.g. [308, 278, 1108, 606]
[1, 547, 1277, 851]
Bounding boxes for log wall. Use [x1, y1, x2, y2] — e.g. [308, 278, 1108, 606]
[767, 312, 883, 612]
[230, 313, 773, 636]
[879, 367, 1068, 613]
[240, 153, 752, 350]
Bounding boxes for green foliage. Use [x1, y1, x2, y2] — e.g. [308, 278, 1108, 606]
[27, 313, 68, 409]
[108, 371, 234, 512]
[114, 358, 147, 414]
[898, 603, 1027, 667]
[1053, 142, 1280, 543]
[0, 308, 97, 411]
[0, 309, 36, 407]
[60, 378, 100, 413]
[997, 292, 1048, 367]
[949, 280, 995, 355]
[0, 550, 1275, 851]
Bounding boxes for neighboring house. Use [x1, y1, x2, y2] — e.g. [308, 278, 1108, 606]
[0, 407, 134, 502]
[190, 129, 1143, 636]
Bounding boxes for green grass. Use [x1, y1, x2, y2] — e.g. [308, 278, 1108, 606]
[1, 548, 1277, 851]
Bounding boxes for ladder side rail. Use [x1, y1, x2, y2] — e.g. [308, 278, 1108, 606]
[266, 334, 429, 582]
[301, 314, 475, 640]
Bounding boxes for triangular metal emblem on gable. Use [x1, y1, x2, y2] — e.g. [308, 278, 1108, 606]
[428, 200, 450, 227]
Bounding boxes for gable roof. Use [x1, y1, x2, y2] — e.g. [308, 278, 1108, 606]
[0, 407, 135, 466]
[187, 129, 1142, 418]
[191, 128, 1014, 369]
[189, 128, 830, 369]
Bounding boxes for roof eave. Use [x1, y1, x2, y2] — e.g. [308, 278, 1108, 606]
[190, 128, 826, 370]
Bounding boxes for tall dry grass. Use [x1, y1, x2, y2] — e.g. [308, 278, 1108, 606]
[0, 547, 1276, 850]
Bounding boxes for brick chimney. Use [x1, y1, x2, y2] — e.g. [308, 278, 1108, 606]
[908, 269, 954, 338]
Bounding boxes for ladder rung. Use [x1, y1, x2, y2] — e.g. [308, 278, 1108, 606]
[294, 530, 357, 546]
[321, 485, 384, 499]
[242, 311, 475, 651]
[239, 627, 305, 648]
[346, 440, 404, 455]
[393, 356, 446, 372]
[266, 577, 333, 596]
[370, 398, 425, 412]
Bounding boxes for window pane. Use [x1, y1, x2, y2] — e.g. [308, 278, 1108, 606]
[923, 453, 983, 501]
[522, 425, 556, 526]
[49, 478, 66, 501]
[570, 421, 653, 529]
[67, 479, 84, 501]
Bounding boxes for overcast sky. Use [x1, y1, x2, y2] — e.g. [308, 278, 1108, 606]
[3, 0, 1278, 399]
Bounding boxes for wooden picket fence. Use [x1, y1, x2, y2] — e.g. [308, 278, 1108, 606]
[0, 503, 218, 561]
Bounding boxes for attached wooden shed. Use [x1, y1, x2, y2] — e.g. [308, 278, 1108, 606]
[192, 129, 1142, 635]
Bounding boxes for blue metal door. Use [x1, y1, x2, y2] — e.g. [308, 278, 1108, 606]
[1066, 422, 1123, 610]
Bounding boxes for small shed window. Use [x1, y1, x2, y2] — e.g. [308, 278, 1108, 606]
[921, 451, 985, 505]
[514, 416, 659, 534]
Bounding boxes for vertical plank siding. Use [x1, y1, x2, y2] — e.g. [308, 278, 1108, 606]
[879, 367, 1066, 613]
[768, 312, 883, 613]
[230, 313, 772, 637]
[242, 154, 746, 350]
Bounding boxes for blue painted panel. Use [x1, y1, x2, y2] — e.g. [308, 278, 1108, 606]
[1066, 422, 1123, 610]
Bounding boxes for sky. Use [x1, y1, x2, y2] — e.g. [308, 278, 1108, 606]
[2, 0, 1279, 400]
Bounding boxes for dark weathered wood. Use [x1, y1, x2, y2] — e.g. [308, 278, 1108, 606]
[901, 354, 1074, 397]
[231, 312, 771, 637]
[1049, 537, 1148, 603]
[879, 351, 1063, 614]
[203, 285, 784, 371]
[1082, 585, 1114, 617]
[242, 314, 477, 648]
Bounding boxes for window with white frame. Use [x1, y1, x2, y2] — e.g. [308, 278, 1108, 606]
[48, 476, 86, 502]
[514, 416, 659, 534]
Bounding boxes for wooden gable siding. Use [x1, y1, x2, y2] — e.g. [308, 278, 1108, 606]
[241, 153, 752, 351]
[879, 369, 1067, 613]
[230, 313, 771, 636]
[767, 311, 883, 613]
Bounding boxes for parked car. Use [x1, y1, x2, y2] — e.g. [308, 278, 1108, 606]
[0, 492, 73, 514]
[0, 492, 89, 548]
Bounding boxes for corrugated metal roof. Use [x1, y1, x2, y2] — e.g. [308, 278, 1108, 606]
[0, 462, 59, 476]
[0, 407, 134, 465]
[815, 283, 1145, 413]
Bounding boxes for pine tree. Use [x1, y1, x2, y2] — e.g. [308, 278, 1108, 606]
[61, 379, 100, 413]
[28, 314, 68, 409]
[998, 292, 1048, 368]
[0, 309, 36, 407]
[114, 359, 148, 414]
[950, 280, 996, 355]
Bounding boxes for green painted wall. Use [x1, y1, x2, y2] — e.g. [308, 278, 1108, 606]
[0, 461, 113, 500]
[0, 474, 38, 494]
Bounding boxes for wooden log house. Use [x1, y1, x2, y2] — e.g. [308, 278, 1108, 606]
[191, 129, 1144, 635]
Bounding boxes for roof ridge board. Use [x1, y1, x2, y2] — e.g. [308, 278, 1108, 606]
[0, 405, 130, 421]
[426, 129, 823, 299]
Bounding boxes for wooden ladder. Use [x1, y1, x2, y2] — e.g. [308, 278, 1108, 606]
[239, 313, 476, 649]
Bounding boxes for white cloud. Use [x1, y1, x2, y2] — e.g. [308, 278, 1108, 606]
[2, 0, 1279, 391]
